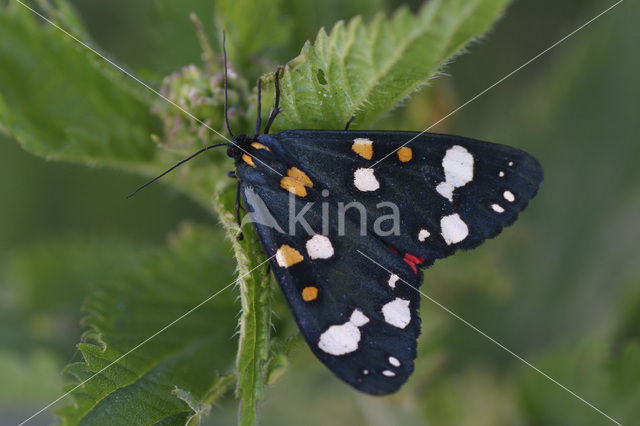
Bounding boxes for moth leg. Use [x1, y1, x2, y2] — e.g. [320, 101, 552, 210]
[235, 182, 244, 241]
[263, 66, 283, 134]
[254, 78, 262, 138]
[265, 263, 271, 277]
[344, 116, 355, 131]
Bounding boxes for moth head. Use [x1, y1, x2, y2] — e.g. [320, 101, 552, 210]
[227, 134, 253, 163]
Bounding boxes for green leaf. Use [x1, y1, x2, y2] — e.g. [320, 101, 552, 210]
[57, 224, 239, 425]
[269, 0, 510, 130]
[215, 0, 291, 69]
[0, 2, 158, 165]
[215, 186, 273, 426]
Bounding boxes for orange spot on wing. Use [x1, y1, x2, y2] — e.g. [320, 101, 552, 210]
[280, 177, 308, 197]
[275, 245, 304, 268]
[242, 154, 256, 168]
[251, 142, 271, 151]
[287, 167, 314, 188]
[397, 147, 413, 162]
[301, 286, 319, 301]
[352, 138, 373, 160]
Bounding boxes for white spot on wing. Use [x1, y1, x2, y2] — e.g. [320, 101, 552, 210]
[440, 213, 469, 245]
[443, 146, 474, 185]
[499, 171, 505, 177]
[418, 229, 430, 242]
[435, 182, 455, 202]
[508, 161, 514, 167]
[382, 370, 396, 377]
[318, 323, 360, 356]
[353, 168, 380, 192]
[492, 204, 505, 213]
[363, 369, 369, 375]
[436, 145, 474, 201]
[388, 356, 400, 367]
[318, 309, 369, 356]
[503, 190, 515, 202]
[388, 274, 399, 289]
[350, 309, 370, 327]
[381, 298, 411, 329]
[306, 234, 334, 259]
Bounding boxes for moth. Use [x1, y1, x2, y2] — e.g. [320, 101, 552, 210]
[131, 46, 543, 395]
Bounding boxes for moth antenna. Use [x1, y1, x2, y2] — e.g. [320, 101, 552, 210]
[126, 143, 227, 199]
[222, 31, 235, 139]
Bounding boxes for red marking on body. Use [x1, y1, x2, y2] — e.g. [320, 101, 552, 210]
[403, 253, 425, 274]
[387, 244, 424, 274]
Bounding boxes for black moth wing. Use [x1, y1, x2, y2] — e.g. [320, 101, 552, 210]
[266, 130, 544, 267]
[234, 129, 543, 395]
[235, 146, 422, 395]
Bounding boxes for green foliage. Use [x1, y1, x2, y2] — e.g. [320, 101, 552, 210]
[56, 224, 239, 424]
[269, 0, 510, 130]
[0, 2, 158, 166]
[215, 187, 274, 426]
[215, 0, 291, 68]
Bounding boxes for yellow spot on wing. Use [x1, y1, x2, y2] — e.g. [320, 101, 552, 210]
[397, 147, 413, 162]
[287, 167, 313, 187]
[280, 177, 308, 197]
[251, 142, 271, 152]
[242, 154, 256, 168]
[301, 286, 319, 301]
[352, 138, 373, 160]
[275, 245, 303, 268]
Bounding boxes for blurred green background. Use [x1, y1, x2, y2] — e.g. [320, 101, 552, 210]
[1, 0, 639, 424]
